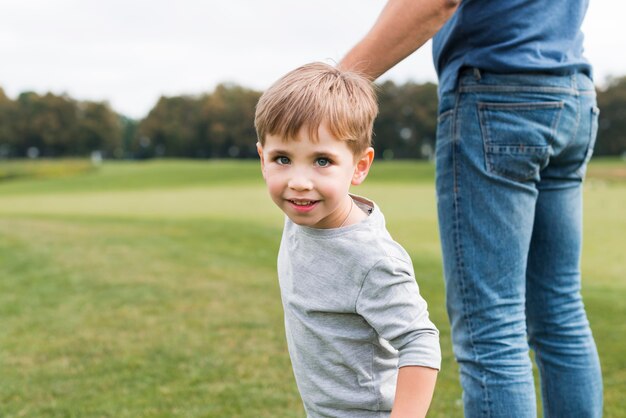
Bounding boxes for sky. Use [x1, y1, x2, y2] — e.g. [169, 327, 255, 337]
[2, 0, 625, 119]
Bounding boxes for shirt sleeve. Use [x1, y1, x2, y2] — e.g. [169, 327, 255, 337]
[355, 256, 441, 370]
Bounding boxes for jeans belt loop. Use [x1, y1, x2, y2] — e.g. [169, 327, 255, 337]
[473, 68, 482, 81]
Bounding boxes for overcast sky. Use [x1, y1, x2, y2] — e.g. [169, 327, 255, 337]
[2, 0, 624, 119]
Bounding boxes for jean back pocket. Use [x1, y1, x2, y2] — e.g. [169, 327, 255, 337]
[478, 101, 564, 182]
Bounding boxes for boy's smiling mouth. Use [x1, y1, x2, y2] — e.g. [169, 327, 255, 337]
[289, 199, 317, 206]
[287, 199, 320, 213]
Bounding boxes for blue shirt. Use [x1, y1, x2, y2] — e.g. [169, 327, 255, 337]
[432, 0, 593, 94]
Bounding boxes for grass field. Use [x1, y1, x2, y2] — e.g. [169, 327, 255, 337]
[0, 158, 624, 417]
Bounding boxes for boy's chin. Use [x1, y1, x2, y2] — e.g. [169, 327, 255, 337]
[287, 214, 320, 228]
[288, 216, 312, 226]
[288, 215, 342, 230]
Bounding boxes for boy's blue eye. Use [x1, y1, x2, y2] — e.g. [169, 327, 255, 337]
[276, 156, 290, 165]
[316, 158, 330, 167]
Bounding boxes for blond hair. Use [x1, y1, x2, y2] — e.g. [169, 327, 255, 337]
[254, 62, 378, 156]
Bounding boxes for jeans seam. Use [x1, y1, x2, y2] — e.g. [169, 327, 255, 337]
[452, 91, 490, 416]
[572, 93, 582, 162]
[459, 85, 576, 95]
[576, 106, 600, 178]
[572, 74, 582, 158]
[478, 101, 565, 110]
[535, 353, 551, 418]
[549, 103, 564, 152]
[478, 103, 493, 177]
[438, 108, 455, 123]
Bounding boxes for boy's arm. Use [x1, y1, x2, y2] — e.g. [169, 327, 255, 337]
[391, 365, 438, 418]
[339, 0, 460, 80]
[355, 257, 441, 415]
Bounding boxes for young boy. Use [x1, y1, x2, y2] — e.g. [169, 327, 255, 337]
[255, 62, 440, 418]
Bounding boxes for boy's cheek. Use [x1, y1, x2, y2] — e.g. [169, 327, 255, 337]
[265, 179, 283, 199]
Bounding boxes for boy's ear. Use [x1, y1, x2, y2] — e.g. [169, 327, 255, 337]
[352, 147, 375, 186]
[256, 142, 266, 179]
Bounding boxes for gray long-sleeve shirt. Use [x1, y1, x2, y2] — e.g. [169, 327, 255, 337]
[277, 195, 441, 418]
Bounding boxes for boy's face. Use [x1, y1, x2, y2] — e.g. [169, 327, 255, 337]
[257, 123, 374, 229]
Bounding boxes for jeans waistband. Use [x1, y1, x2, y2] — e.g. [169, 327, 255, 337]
[457, 67, 595, 94]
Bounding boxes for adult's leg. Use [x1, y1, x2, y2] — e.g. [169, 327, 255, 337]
[435, 71, 561, 417]
[526, 77, 603, 418]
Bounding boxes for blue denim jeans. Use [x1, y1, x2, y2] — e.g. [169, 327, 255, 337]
[435, 69, 603, 418]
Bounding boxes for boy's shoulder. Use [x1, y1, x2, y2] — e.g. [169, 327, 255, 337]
[347, 195, 412, 264]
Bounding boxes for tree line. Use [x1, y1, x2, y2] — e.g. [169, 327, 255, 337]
[1, 76, 625, 160]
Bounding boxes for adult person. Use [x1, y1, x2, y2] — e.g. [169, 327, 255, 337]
[339, 0, 604, 417]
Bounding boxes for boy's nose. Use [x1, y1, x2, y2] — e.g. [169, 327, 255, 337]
[287, 173, 313, 191]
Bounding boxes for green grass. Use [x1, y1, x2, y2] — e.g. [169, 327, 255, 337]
[0, 158, 624, 417]
[0, 159, 96, 182]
